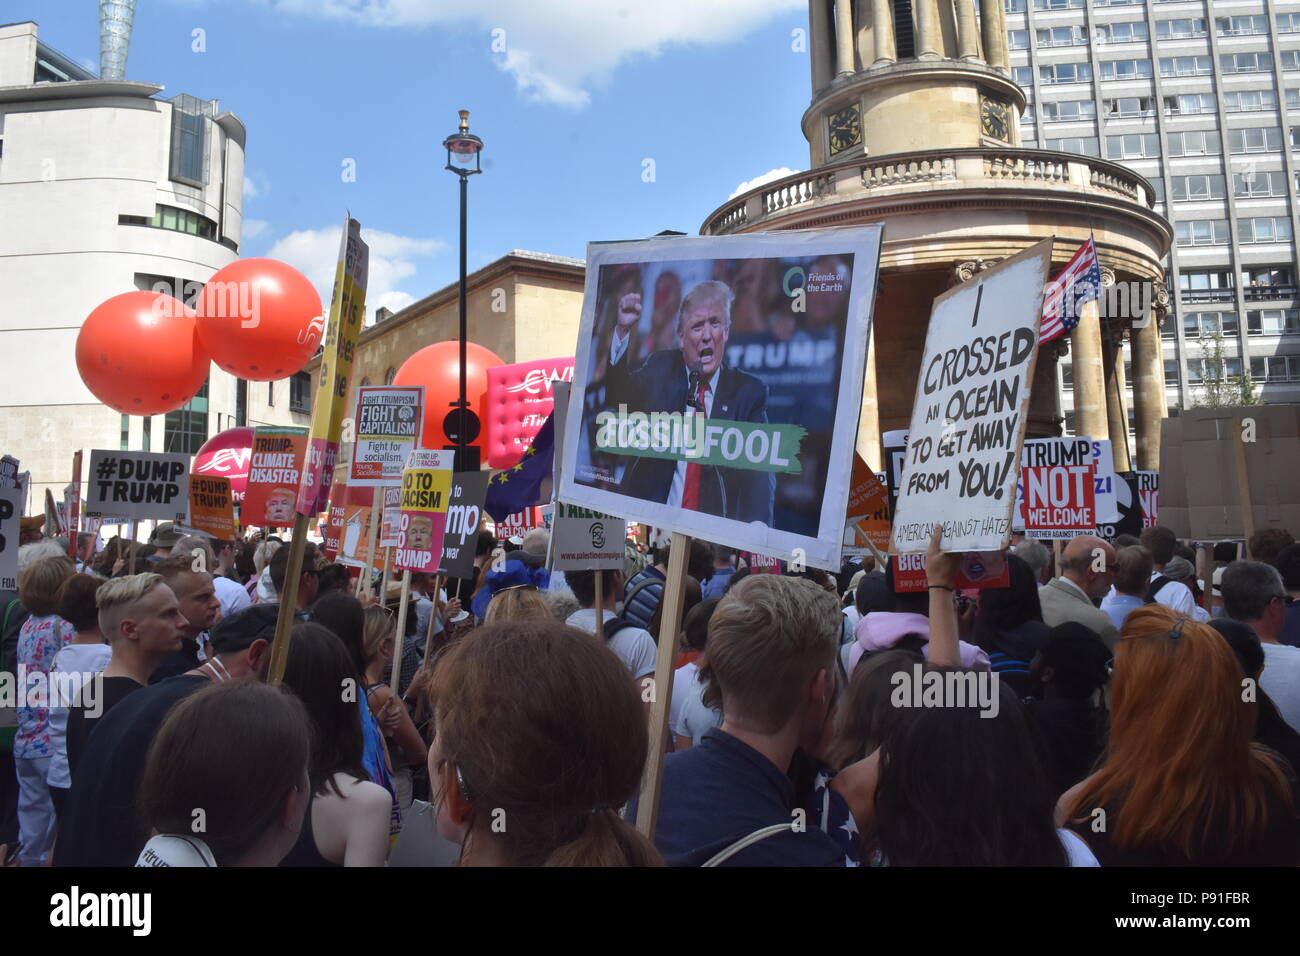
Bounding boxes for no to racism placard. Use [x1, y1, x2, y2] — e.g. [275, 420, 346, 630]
[189, 476, 237, 539]
[244, 427, 309, 528]
[85, 450, 190, 522]
[890, 240, 1051, 554]
[1017, 437, 1098, 539]
[560, 227, 884, 570]
[394, 449, 454, 573]
[349, 386, 424, 487]
[0, 487, 20, 591]
[438, 472, 489, 579]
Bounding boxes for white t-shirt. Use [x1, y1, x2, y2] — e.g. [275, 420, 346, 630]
[136, 834, 217, 867]
[565, 608, 656, 680]
[45, 642, 113, 790]
[669, 661, 697, 732]
[213, 574, 251, 618]
[672, 665, 723, 745]
[1261, 642, 1300, 733]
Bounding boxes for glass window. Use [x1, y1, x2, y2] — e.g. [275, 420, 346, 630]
[1105, 96, 1153, 117]
[290, 372, 312, 413]
[1289, 89, 1300, 109]
[163, 378, 209, 456]
[1164, 93, 1216, 116]
[1040, 62, 1093, 84]
[1224, 90, 1278, 112]
[1009, 30, 1030, 50]
[1228, 127, 1282, 153]
[1100, 59, 1153, 80]
[1171, 174, 1226, 201]
[1278, 13, 1300, 34]
[1164, 359, 1182, 382]
[1175, 219, 1231, 246]
[168, 96, 210, 187]
[1220, 52, 1273, 74]
[1247, 309, 1300, 334]
[1283, 51, 1300, 71]
[1183, 311, 1239, 335]
[1215, 15, 1268, 37]
[1033, 0, 1084, 9]
[1005, 0, 1027, 11]
[1160, 56, 1213, 77]
[1036, 26, 1087, 47]
[1242, 266, 1294, 288]
[1047, 136, 1100, 156]
[1013, 66, 1034, 86]
[1099, 21, 1148, 43]
[1233, 170, 1287, 197]
[1105, 133, 1162, 159]
[1238, 217, 1294, 243]
[1046, 99, 1098, 120]
[1155, 18, 1207, 39]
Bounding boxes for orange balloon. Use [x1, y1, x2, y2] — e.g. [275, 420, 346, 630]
[393, 341, 504, 452]
[75, 292, 210, 415]
[195, 258, 324, 381]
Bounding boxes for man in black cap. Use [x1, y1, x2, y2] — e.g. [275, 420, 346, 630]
[54, 604, 285, 867]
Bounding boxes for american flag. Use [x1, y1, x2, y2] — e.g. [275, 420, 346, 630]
[1039, 237, 1102, 344]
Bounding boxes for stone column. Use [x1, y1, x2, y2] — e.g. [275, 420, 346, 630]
[916, 0, 942, 58]
[858, 322, 883, 470]
[956, 0, 980, 60]
[872, 0, 896, 63]
[1070, 298, 1108, 443]
[810, 0, 834, 92]
[835, 0, 857, 73]
[1131, 289, 1168, 470]
[980, 0, 1009, 68]
[1102, 328, 1133, 472]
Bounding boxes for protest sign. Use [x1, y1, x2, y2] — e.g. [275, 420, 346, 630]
[1017, 437, 1097, 539]
[189, 475, 237, 539]
[379, 485, 402, 548]
[551, 501, 625, 571]
[394, 449, 454, 573]
[297, 218, 367, 516]
[891, 551, 1011, 592]
[496, 507, 543, 540]
[560, 228, 883, 571]
[85, 450, 190, 522]
[890, 240, 1050, 554]
[487, 357, 575, 468]
[1136, 471, 1159, 527]
[349, 386, 424, 487]
[844, 453, 891, 558]
[244, 427, 309, 529]
[882, 429, 908, 514]
[0, 455, 18, 489]
[338, 488, 376, 570]
[741, 551, 784, 574]
[322, 483, 348, 561]
[0, 487, 19, 590]
[438, 472, 489, 579]
[1088, 438, 1120, 524]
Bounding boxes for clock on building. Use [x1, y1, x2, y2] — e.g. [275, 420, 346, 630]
[827, 103, 862, 155]
[980, 94, 1011, 141]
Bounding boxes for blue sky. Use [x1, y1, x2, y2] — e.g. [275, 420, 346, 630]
[23, 0, 815, 317]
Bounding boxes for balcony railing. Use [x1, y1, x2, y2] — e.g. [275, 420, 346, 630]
[701, 147, 1159, 236]
[1243, 284, 1298, 301]
[1179, 288, 1236, 304]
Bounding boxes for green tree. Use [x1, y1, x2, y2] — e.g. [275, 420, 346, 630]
[1189, 329, 1263, 408]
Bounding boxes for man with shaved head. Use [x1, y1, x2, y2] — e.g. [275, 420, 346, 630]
[1038, 534, 1119, 649]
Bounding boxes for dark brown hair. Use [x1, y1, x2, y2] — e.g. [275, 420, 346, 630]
[430, 620, 661, 866]
[56, 573, 104, 633]
[137, 680, 311, 865]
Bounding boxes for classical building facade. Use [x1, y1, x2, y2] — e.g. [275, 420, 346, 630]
[701, 0, 1175, 471]
[1006, 0, 1300, 420]
[0, 20, 306, 512]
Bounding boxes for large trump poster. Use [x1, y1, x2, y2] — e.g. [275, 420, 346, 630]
[558, 229, 883, 570]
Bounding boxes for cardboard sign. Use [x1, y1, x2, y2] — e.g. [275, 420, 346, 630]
[741, 551, 784, 574]
[1018, 437, 1098, 539]
[85, 450, 190, 522]
[892, 551, 1012, 592]
[0, 488, 19, 590]
[189, 475, 237, 539]
[322, 483, 348, 561]
[551, 501, 625, 571]
[844, 453, 891, 556]
[486, 357, 576, 468]
[349, 386, 424, 487]
[890, 241, 1050, 554]
[298, 217, 368, 516]
[560, 227, 884, 571]
[438, 472, 489, 579]
[394, 449, 454, 573]
[379, 485, 402, 548]
[1136, 471, 1159, 527]
[245, 427, 309, 529]
[338, 486, 376, 569]
[495, 507, 543, 540]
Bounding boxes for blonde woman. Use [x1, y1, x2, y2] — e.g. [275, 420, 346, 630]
[484, 585, 552, 625]
[361, 606, 428, 813]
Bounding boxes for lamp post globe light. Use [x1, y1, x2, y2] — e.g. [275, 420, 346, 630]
[442, 109, 484, 472]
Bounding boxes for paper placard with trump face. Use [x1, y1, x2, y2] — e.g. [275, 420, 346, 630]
[242, 426, 309, 530]
[394, 449, 454, 573]
[559, 228, 883, 570]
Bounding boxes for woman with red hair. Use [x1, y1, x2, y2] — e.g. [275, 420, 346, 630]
[1058, 604, 1300, 865]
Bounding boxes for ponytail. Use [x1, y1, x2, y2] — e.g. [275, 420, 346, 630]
[543, 809, 662, 867]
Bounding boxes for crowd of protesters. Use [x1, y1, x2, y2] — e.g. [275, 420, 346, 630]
[2, 513, 1299, 867]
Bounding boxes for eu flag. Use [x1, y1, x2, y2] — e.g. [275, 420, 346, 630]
[484, 413, 554, 522]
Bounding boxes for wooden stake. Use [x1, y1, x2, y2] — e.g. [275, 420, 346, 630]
[389, 569, 412, 694]
[594, 569, 605, 639]
[1051, 539, 1063, 578]
[635, 531, 691, 840]
[1233, 419, 1255, 557]
[423, 573, 444, 666]
[361, 487, 383, 596]
[379, 546, 392, 603]
[267, 513, 310, 685]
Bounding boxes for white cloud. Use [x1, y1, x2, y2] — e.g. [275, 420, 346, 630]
[251, 0, 803, 107]
[243, 219, 270, 238]
[243, 173, 269, 200]
[266, 226, 446, 321]
[729, 167, 798, 199]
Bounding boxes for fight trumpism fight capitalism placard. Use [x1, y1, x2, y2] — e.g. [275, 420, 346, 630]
[297, 217, 368, 516]
[348, 386, 424, 487]
[558, 227, 884, 571]
[393, 449, 454, 573]
[890, 239, 1053, 554]
[243, 427, 309, 528]
[85, 451, 190, 523]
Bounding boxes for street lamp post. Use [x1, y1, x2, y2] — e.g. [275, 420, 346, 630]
[442, 109, 484, 472]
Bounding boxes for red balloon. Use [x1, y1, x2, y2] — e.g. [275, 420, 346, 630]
[75, 291, 210, 415]
[393, 341, 504, 452]
[193, 427, 255, 501]
[195, 258, 323, 381]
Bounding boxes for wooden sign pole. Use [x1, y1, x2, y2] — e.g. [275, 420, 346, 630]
[635, 531, 692, 840]
[594, 569, 605, 639]
[266, 513, 309, 685]
[360, 487, 383, 596]
[379, 545, 392, 604]
[389, 569, 412, 693]
[423, 573, 444, 665]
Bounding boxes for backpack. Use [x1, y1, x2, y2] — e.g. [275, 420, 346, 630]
[1144, 575, 1174, 604]
[598, 615, 638, 642]
[701, 823, 797, 867]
